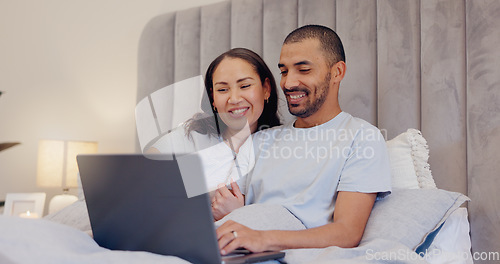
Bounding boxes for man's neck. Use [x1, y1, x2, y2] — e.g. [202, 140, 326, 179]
[294, 107, 342, 128]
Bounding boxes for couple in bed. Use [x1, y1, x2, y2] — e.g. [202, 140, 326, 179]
[148, 25, 391, 255]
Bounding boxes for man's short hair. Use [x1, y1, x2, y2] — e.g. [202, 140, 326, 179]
[283, 25, 345, 67]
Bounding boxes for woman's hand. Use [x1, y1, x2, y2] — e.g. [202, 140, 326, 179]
[216, 220, 270, 255]
[211, 180, 244, 221]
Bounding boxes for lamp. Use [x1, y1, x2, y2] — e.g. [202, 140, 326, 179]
[37, 140, 98, 214]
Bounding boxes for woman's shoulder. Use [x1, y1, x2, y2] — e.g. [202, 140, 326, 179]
[151, 125, 220, 154]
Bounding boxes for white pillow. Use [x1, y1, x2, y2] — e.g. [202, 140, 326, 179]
[360, 188, 469, 251]
[386, 128, 437, 189]
[425, 208, 473, 264]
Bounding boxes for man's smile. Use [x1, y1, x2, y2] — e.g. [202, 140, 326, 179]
[285, 89, 309, 105]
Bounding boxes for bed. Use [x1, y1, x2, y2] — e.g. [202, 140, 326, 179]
[209, 126, 475, 263]
[0, 131, 473, 264]
[2, 0, 499, 263]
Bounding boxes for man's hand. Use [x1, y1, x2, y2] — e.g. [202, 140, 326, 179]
[211, 180, 244, 221]
[216, 220, 270, 255]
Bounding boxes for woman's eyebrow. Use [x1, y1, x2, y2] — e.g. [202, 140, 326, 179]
[236, 77, 254, 83]
[214, 77, 253, 86]
[214, 81, 228, 86]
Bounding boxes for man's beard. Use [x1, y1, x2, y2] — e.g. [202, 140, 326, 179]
[288, 72, 331, 118]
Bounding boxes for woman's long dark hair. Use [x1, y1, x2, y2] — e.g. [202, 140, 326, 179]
[184, 48, 280, 138]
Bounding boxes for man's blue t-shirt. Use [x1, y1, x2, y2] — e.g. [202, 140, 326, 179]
[245, 112, 392, 228]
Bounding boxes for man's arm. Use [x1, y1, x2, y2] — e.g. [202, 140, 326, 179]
[216, 191, 376, 254]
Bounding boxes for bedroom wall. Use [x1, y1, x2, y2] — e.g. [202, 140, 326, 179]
[0, 0, 225, 216]
[136, 0, 500, 261]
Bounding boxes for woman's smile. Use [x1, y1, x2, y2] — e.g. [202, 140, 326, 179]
[228, 107, 250, 117]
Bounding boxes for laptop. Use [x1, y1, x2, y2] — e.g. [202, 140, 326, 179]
[77, 154, 285, 264]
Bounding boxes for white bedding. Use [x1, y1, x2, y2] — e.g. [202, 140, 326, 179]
[0, 195, 471, 264]
[0, 215, 427, 264]
[0, 216, 190, 264]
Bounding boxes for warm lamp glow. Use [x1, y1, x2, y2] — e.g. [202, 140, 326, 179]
[37, 140, 98, 189]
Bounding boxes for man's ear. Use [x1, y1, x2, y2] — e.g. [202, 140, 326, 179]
[331, 61, 346, 83]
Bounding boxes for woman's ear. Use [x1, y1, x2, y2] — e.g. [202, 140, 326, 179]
[263, 78, 271, 98]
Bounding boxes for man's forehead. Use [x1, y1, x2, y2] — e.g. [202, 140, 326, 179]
[279, 38, 323, 65]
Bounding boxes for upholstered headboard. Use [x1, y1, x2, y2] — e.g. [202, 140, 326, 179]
[136, 0, 500, 256]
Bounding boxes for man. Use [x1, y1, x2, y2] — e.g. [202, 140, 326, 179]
[215, 25, 391, 254]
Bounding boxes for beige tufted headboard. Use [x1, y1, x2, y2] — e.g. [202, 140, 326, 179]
[137, 0, 500, 257]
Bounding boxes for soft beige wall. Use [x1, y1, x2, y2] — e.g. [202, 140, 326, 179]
[0, 0, 224, 215]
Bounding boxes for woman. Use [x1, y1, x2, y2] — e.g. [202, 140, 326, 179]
[148, 48, 280, 220]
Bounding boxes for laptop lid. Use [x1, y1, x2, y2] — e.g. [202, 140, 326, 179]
[78, 154, 222, 264]
[77, 154, 284, 264]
